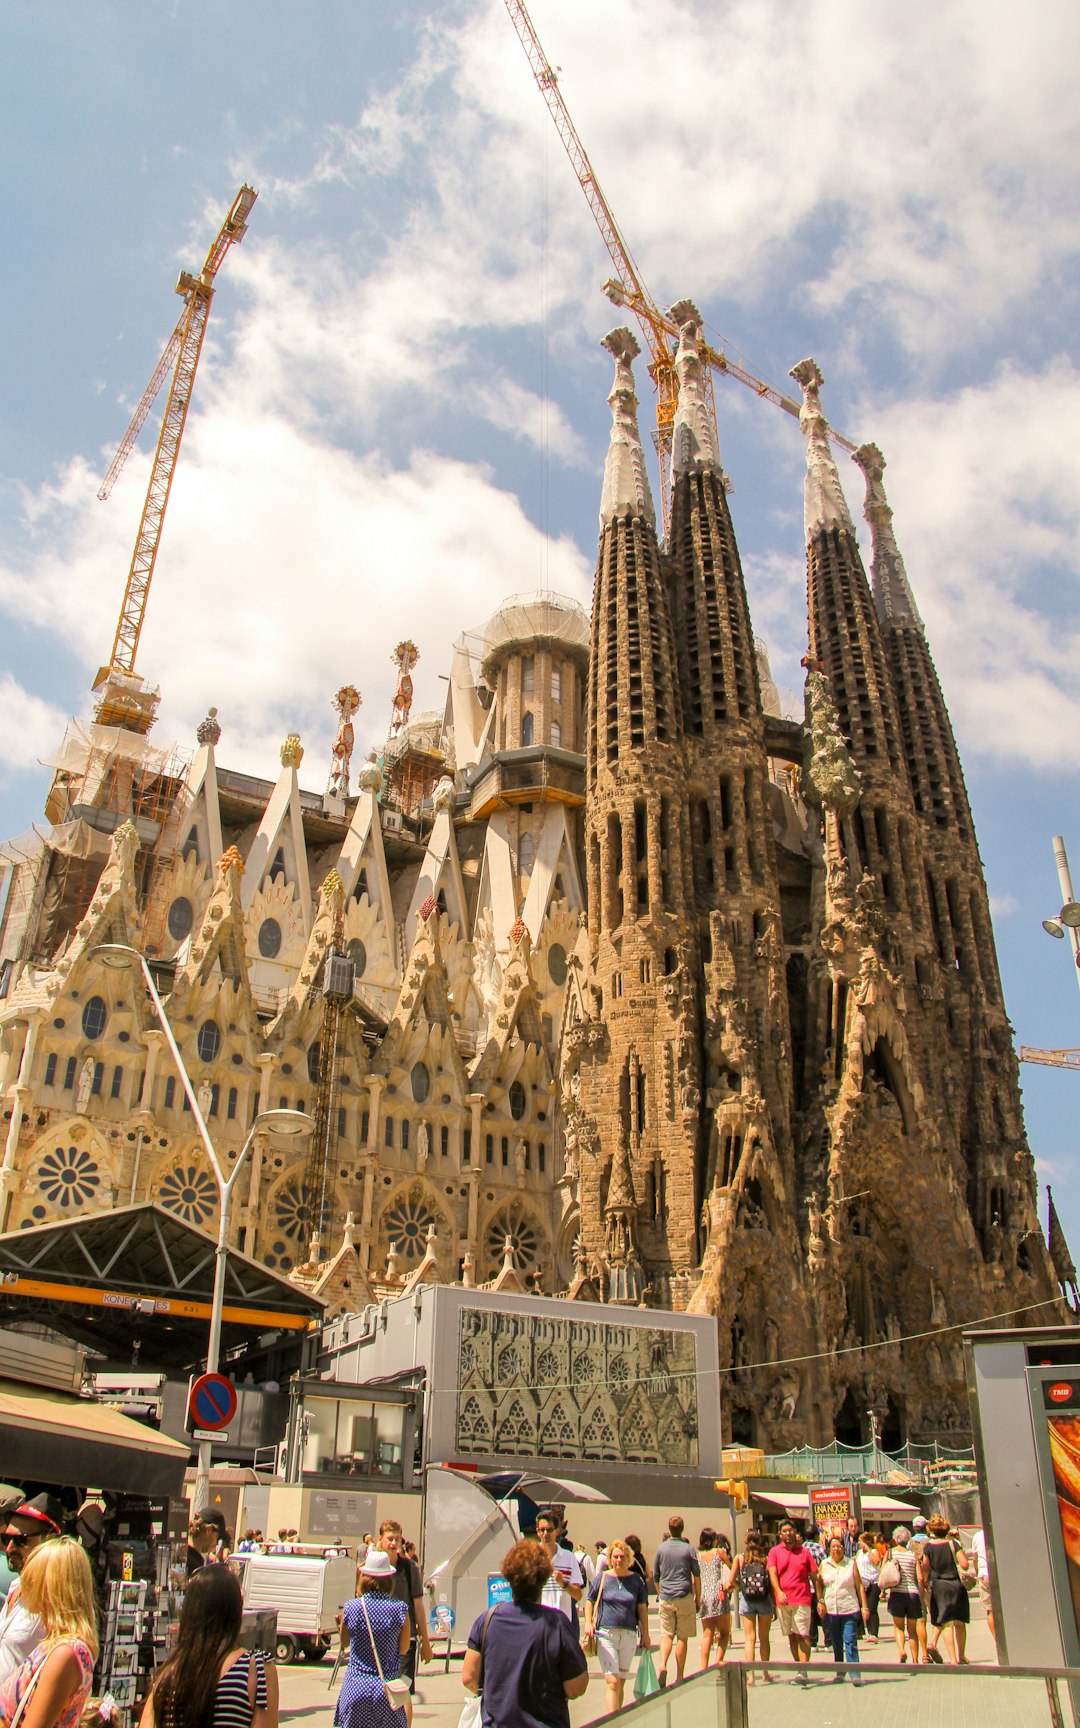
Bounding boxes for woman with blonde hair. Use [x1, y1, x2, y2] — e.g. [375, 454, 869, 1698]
[0, 1539, 97, 1728]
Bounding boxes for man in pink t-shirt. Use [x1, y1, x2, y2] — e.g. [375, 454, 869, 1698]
[768, 1523, 818, 1677]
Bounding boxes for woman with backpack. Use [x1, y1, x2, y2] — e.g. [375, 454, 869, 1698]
[726, 1532, 773, 1684]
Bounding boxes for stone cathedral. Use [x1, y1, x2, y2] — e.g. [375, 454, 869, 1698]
[0, 306, 1068, 1452]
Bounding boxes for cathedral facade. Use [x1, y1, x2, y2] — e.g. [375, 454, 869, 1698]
[0, 311, 1067, 1451]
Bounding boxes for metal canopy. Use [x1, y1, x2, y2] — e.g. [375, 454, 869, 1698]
[0, 1204, 323, 1370]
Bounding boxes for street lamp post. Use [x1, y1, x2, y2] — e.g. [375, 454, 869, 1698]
[95, 943, 312, 1512]
[1041, 835, 1080, 1004]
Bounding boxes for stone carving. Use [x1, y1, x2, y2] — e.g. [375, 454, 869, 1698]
[790, 357, 855, 539]
[416, 1120, 430, 1170]
[280, 733, 304, 769]
[76, 1058, 95, 1114]
[196, 706, 221, 746]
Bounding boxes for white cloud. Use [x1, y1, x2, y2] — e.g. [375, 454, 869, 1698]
[0, 676, 69, 779]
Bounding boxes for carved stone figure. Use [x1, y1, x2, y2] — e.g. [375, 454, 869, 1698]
[416, 1121, 430, 1171]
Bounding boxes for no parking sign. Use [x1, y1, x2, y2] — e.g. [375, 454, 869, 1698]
[187, 1372, 237, 1439]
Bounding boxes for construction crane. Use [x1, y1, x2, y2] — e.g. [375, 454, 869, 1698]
[1019, 1047, 1080, 1072]
[94, 184, 257, 714]
[502, 0, 855, 530]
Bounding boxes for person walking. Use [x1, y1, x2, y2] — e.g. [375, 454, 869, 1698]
[970, 1528, 995, 1650]
[336, 1550, 410, 1728]
[802, 1526, 826, 1651]
[582, 1540, 650, 1714]
[919, 1517, 971, 1665]
[0, 1540, 97, 1728]
[652, 1516, 700, 1688]
[623, 1537, 650, 1594]
[817, 1535, 868, 1684]
[375, 1522, 433, 1690]
[726, 1532, 774, 1685]
[696, 1531, 733, 1668]
[766, 1523, 817, 1683]
[0, 1495, 64, 1684]
[535, 1515, 584, 1625]
[141, 1564, 276, 1728]
[463, 1541, 588, 1728]
[855, 1532, 881, 1643]
[882, 1527, 924, 1663]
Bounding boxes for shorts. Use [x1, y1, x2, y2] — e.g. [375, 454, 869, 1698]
[596, 1627, 638, 1677]
[888, 1590, 924, 1621]
[777, 1603, 811, 1638]
[978, 1578, 991, 1612]
[659, 1593, 698, 1641]
[740, 1597, 773, 1620]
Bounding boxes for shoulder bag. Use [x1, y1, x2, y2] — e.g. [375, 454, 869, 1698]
[877, 1550, 902, 1592]
[583, 1571, 611, 1656]
[457, 1605, 498, 1728]
[8, 1641, 61, 1728]
[359, 1597, 412, 1715]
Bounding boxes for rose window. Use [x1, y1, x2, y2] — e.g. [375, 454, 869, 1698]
[383, 1192, 437, 1260]
[484, 1201, 540, 1275]
[273, 1182, 312, 1243]
[159, 1164, 216, 1226]
[37, 1145, 101, 1211]
[608, 1355, 630, 1387]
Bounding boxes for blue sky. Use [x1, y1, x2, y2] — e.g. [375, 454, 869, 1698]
[3, 0, 1080, 1261]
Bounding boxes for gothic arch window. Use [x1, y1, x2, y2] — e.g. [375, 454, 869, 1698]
[539, 1401, 576, 1454]
[550, 720, 561, 748]
[269, 847, 287, 883]
[519, 834, 534, 878]
[521, 712, 534, 746]
[307, 1042, 322, 1085]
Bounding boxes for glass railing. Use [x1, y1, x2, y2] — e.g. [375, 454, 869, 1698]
[579, 1662, 1080, 1728]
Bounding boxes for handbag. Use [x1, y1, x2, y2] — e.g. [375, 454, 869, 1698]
[359, 1596, 411, 1714]
[584, 1569, 611, 1655]
[456, 1605, 498, 1728]
[634, 1649, 660, 1702]
[878, 1553, 902, 1591]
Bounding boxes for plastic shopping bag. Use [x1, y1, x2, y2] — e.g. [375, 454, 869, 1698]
[634, 1650, 660, 1701]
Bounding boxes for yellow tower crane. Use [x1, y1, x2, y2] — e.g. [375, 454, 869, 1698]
[93, 184, 257, 729]
[502, 0, 855, 531]
[1019, 1047, 1080, 1071]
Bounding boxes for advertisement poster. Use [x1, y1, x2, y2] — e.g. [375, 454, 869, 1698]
[1029, 1369, 1080, 1661]
[808, 1484, 860, 1543]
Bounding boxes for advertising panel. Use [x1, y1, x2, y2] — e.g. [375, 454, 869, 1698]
[808, 1484, 860, 1543]
[1027, 1366, 1080, 1666]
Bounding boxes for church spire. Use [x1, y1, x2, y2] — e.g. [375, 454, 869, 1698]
[854, 443, 923, 631]
[599, 328, 655, 528]
[669, 300, 719, 476]
[790, 358, 854, 541]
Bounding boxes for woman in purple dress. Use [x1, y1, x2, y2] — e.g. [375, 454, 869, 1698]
[335, 1550, 410, 1728]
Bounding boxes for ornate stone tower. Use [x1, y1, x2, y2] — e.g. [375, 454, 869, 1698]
[572, 328, 703, 1308]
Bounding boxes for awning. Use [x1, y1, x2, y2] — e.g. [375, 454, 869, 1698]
[0, 1377, 189, 1497]
[752, 1490, 919, 1519]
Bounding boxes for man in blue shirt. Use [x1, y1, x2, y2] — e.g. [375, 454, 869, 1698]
[652, 1515, 701, 1687]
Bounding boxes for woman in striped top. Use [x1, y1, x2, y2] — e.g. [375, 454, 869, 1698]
[140, 1566, 278, 1728]
[884, 1528, 925, 1665]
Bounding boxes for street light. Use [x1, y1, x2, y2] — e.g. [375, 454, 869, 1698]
[94, 943, 312, 1509]
[1040, 837, 1080, 1002]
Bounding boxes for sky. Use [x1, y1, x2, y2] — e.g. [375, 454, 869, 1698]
[2, 0, 1080, 1258]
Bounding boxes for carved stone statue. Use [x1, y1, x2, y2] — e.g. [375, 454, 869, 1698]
[76, 1057, 95, 1113]
[515, 1139, 528, 1188]
[416, 1121, 430, 1170]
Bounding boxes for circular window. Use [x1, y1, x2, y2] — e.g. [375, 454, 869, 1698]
[547, 943, 568, 986]
[411, 1063, 430, 1104]
[307, 1042, 322, 1085]
[484, 1201, 540, 1274]
[196, 1020, 221, 1063]
[509, 1080, 527, 1121]
[167, 897, 194, 941]
[258, 918, 282, 959]
[159, 1164, 216, 1227]
[81, 996, 107, 1040]
[347, 938, 367, 978]
[384, 1192, 438, 1261]
[37, 1144, 101, 1210]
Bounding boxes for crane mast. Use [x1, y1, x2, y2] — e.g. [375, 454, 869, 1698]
[502, 0, 854, 529]
[94, 184, 256, 724]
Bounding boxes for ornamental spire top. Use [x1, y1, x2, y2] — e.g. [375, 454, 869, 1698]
[669, 299, 719, 477]
[599, 328, 655, 528]
[853, 443, 924, 633]
[790, 358, 854, 541]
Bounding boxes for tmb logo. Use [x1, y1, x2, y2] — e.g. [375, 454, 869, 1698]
[1048, 1382, 1076, 1404]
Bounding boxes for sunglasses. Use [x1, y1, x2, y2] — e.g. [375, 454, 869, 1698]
[1, 1531, 30, 1549]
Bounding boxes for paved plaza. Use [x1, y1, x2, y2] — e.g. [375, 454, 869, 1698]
[280, 1605, 1012, 1728]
